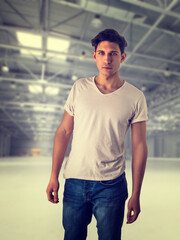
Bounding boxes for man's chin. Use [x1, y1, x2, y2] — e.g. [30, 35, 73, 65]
[101, 71, 115, 78]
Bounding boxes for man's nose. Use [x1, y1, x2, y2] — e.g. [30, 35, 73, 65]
[104, 54, 112, 64]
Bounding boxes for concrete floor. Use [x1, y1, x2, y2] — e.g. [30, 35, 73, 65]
[0, 156, 180, 240]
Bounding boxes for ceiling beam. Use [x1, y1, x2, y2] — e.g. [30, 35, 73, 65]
[121, 0, 180, 18]
[1, 43, 180, 76]
[4, 0, 34, 28]
[53, 0, 180, 37]
[0, 3, 180, 39]
[1, 100, 64, 109]
[0, 42, 90, 60]
[50, 10, 85, 29]
[0, 76, 72, 89]
[0, 125, 13, 135]
[0, 107, 31, 138]
[0, 24, 180, 65]
[18, 62, 39, 80]
[150, 95, 180, 113]
[126, 0, 179, 61]
[0, 71, 174, 87]
[0, 118, 59, 124]
[55, 0, 180, 19]
[124, 63, 180, 77]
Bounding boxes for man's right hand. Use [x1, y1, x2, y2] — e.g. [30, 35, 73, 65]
[46, 178, 59, 204]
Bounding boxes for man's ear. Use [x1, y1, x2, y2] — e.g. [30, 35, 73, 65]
[93, 51, 96, 61]
[121, 52, 126, 63]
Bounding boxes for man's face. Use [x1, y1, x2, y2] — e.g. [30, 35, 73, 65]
[93, 41, 126, 78]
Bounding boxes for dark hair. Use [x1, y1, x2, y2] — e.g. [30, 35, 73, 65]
[91, 29, 127, 53]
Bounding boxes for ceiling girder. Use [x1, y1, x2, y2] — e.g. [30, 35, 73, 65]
[0, 107, 31, 138]
[50, 10, 85, 29]
[0, 24, 180, 64]
[125, 0, 178, 61]
[121, 0, 180, 18]
[1, 43, 180, 76]
[54, 0, 180, 37]
[0, 0, 179, 137]
[0, 76, 72, 89]
[4, 0, 34, 28]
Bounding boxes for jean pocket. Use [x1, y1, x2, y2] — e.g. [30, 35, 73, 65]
[100, 173, 125, 186]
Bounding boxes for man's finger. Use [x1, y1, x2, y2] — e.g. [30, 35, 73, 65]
[127, 208, 131, 220]
[127, 208, 132, 224]
[127, 209, 139, 224]
[53, 190, 59, 203]
[46, 188, 56, 203]
[127, 208, 134, 224]
[46, 180, 59, 204]
[46, 190, 53, 202]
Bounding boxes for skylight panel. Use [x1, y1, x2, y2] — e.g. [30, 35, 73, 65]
[29, 85, 43, 93]
[47, 37, 70, 60]
[33, 106, 56, 112]
[16, 31, 42, 56]
[47, 37, 70, 52]
[45, 86, 59, 95]
[17, 32, 41, 48]
[29, 85, 60, 95]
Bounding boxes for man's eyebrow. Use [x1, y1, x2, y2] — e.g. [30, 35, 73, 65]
[96, 50, 119, 53]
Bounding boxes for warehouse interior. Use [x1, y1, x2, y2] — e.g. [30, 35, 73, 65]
[0, 0, 180, 239]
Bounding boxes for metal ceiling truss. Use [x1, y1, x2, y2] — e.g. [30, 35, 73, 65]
[0, 0, 179, 138]
[1, 41, 180, 77]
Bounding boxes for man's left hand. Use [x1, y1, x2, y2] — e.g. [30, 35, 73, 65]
[126, 196, 141, 224]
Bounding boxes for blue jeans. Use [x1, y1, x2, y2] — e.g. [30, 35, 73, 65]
[63, 172, 128, 240]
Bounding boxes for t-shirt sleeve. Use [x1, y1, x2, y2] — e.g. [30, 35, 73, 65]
[64, 84, 75, 116]
[131, 93, 148, 124]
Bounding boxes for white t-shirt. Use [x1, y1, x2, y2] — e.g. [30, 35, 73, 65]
[64, 76, 148, 180]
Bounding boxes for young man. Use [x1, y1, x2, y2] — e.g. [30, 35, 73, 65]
[46, 29, 148, 240]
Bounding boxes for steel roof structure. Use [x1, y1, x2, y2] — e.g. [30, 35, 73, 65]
[0, 0, 180, 141]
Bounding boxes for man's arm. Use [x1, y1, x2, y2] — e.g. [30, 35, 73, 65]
[127, 121, 148, 224]
[46, 111, 74, 204]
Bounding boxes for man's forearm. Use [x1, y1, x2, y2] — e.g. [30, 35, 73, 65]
[46, 112, 73, 204]
[127, 142, 147, 224]
[51, 128, 72, 179]
[127, 121, 147, 224]
[131, 142, 148, 197]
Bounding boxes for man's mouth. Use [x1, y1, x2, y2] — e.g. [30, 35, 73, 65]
[102, 67, 112, 69]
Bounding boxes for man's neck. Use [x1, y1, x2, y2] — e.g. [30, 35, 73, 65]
[94, 75, 125, 94]
[95, 74, 124, 90]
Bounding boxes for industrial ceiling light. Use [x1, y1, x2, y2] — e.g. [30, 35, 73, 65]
[141, 85, 147, 92]
[79, 51, 86, 60]
[16, 93, 20, 99]
[91, 14, 103, 28]
[29, 84, 43, 93]
[72, 75, 78, 81]
[10, 81, 16, 89]
[164, 68, 171, 77]
[45, 86, 59, 95]
[1, 64, 9, 72]
[133, 14, 146, 23]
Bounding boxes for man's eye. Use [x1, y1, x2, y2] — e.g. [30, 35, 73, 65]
[111, 52, 117, 56]
[98, 52, 104, 55]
